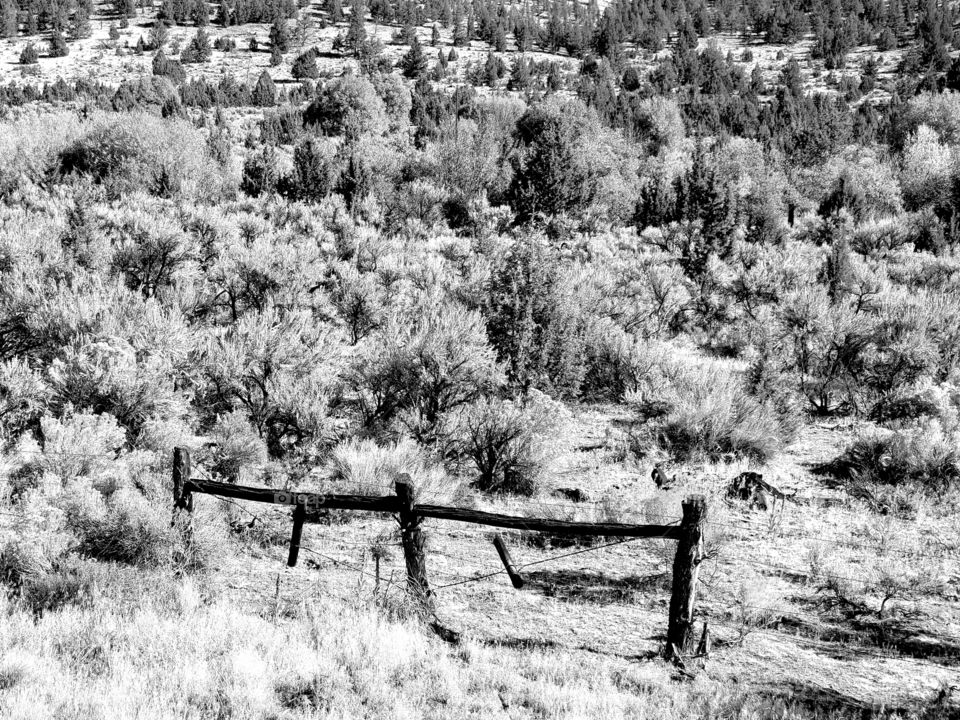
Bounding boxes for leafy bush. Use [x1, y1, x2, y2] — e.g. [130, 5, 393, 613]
[56, 113, 228, 200]
[450, 391, 569, 495]
[349, 301, 503, 441]
[305, 74, 388, 140]
[39, 410, 126, 482]
[0, 358, 49, 443]
[0, 112, 84, 197]
[199, 306, 334, 456]
[64, 488, 173, 566]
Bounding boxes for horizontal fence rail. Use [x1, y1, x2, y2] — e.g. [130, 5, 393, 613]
[416, 504, 684, 539]
[171, 447, 707, 661]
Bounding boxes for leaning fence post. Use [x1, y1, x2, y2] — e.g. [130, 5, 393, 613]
[666, 494, 707, 660]
[394, 473, 433, 614]
[493, 533, 524, 589]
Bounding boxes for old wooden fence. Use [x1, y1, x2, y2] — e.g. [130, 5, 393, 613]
[171, 447, 708, 660]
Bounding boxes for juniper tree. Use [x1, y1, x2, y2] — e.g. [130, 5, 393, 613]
[0, 0, 17, 37]
[20, 43, 39, 64]
[50, 28, 69, 56]
[252, 69, 276, 106]
[179, 28, 210, 62]
[400, 35, 428, 78]
[291, 47, 319, 78]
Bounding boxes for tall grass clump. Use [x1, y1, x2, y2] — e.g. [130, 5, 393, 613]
[628, 355, 798, 462]
[329, 437, 458, 502]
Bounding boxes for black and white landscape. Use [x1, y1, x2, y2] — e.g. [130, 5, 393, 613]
[0, 0, 958, 716]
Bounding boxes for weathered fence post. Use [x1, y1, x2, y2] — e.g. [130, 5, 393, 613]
[172, 446, 193, 520]
[287, 502, 306, 567]
[665, 494, 707, 660]
[172, 447, 195, 563]
[493, 533, 524, 589]
[395, 474, 433, 614]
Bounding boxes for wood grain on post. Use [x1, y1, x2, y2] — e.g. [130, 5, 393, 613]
[395, 474, 432, 613]
[172, 446, 192, 512]
[492, 533, 524, 589]
[287, 502, 306, 567]
[666, 494, 707, 660]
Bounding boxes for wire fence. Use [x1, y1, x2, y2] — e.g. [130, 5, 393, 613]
[5, 448, 958, 679]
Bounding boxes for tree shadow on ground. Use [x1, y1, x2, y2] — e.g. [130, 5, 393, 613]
[761, 681, 960, 720]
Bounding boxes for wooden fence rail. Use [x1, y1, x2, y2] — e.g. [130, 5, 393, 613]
[172, 447, 706, 660]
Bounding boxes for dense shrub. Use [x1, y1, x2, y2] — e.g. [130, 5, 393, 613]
[629, 356, 798, 462]
[64, 488, 173, 566]
[199, 306, 334, 456]
[486, 235, 589, 398]
[38, 411, 126, 482]
[507, 97, 637, 225]
[0, 359, 49, 443]
[56, 113, 229, 200]
[820, 424, 960, 491]
[450, 392, 568, 495]
[305, 74, 388, 139]
[19, 43, 38, 65]
[349, 301, 503, 440]
[208, 410, 268, 481]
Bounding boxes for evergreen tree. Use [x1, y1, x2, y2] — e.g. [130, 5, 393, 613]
[71, 7, 91, 39]
[431, 22, 439, 45]
[50, 28, 69, 56]
[148, 20, 169, 50]
[400, 34, 428, 77]
[252, 69, 276, 105]
[484, 50, 504, 87]
[193, 0, 210, 25]
[917, 0, 952, 69]
[19, 43, 39, 64]
[508, 56, 532, 90]
[345, 0, 365, 49]
[269, 43, 282, 65]
[0, 0, 17, 38]
[291, 47, 320, 78]
[269, 18, 289, 51]
[182, 26, 212, 62]
[547, 61, 562, 91]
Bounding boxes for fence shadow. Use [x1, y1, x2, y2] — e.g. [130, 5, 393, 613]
[525, 569, 670, 604]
